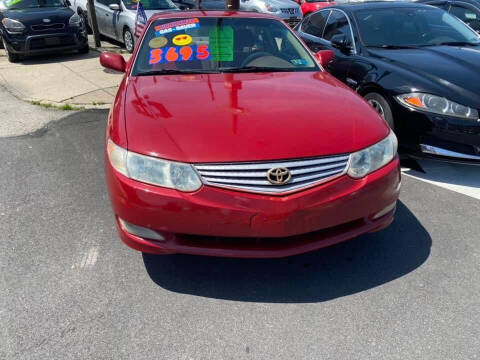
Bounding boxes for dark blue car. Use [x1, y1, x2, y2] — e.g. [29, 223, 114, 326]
[0, 0, 88, 62]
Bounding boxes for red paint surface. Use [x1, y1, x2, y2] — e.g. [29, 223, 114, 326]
[301, 1, 336, 15]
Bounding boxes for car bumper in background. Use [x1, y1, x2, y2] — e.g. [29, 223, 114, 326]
[106, 155, 401, 258]
[2, 30, 88, 55]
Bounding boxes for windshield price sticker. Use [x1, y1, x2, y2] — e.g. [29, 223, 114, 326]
[149, 45, 210, 64]
[155, 18, 200, 36]
[209, 26, 234, 61]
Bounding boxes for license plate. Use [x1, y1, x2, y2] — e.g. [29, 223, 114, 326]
[45, 37, 60, 46]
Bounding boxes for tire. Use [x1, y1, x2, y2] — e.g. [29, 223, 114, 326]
[80, 10, 92, 34]
[0, 37, 4, 49]
[364, 92, 395, 130]
[123, 28, 134, 53]
[78, 44, 89, 54]
[2, 40, 20, 63]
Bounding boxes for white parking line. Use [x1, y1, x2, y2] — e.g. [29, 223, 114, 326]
[402, 159, 480, 200]
[71, 246, 99, 270]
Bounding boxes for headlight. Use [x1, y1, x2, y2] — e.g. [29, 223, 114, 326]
[107, 139, 202, 192]
[1, 18, 25, 33]
[396, 93, 479, 121]
[265, 4, 279, 12]
[69, 13, 82, 27]
[347, 131, 398, 179]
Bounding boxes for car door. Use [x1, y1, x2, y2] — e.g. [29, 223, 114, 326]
[95, 0, 117, 37]
[449, 2, 480, 32]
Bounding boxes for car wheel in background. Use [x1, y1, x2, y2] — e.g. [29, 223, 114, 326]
[79, 10, 92, 34]
[364, 92, 395, 130]
[78, 44, 90, 54]
[0, 37, 4, 49]
[2, 40, 20, 63]
[123, 28, 134, 53]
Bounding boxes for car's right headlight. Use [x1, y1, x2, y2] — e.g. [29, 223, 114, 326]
[107, 139, 202, 192]
[1, 18, 26, 33]
[347, 131, 398, 179]
[69, 13, 82, 27]
[265, 4, 279, 12]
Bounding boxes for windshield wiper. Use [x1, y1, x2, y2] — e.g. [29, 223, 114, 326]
[220, 66, 297, 73]
[135, 69, 220, 76]
[429, 41, 479, 47]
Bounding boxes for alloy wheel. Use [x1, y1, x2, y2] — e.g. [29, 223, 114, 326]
[124, 30, 134, 53]
[367, 99, 385, 119]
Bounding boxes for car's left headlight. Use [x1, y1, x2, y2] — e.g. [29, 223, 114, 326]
[107, 139, 202, 192]
[1, 18, 26, 33]
[69, 13, 82, 27]
[396, 93, 479, 121]
[347, 131, 398, 179]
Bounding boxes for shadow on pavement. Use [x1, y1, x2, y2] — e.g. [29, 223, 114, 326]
[143, 201, 431, 303]
[13, 50, 99, 65]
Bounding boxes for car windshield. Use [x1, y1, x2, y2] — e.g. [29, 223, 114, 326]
[1, 0, 66, 8]
[355, 7, 480, 47]
[123, 0, 176, 11]
[132, 17, 319, 76]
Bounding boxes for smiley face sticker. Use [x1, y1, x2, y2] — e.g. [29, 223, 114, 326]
[172, 34, 193, 46]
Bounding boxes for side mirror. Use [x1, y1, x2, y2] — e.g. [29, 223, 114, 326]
[109, 3, 120, 10]
[100, 52, 126, 72]
[330, 34, 352, 53]
[314, 50, 334, 67]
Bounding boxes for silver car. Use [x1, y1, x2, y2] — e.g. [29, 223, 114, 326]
[240, 0, 302, 27]
[73, 0, 179, 52]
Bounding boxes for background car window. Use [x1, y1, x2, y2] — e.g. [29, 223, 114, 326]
[355, 7, 480, 46]
[301, 10, 330, 37]
[2, 0, 66, 8]
[449, 4, 480, 29]
[123, 0, 176, 10]
[96, 0, 118, 6]
[323, 10, 353, 44]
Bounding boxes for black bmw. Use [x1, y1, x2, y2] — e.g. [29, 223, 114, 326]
[0, 0, 88, 62]
[296, 2, 480, 164]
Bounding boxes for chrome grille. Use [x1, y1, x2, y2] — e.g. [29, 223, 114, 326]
[281, 8, 299, 14]
[31, 23, 65, 31]
[194, 155, 350, 194]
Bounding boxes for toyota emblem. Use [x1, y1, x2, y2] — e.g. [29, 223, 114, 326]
[267, 167, 291, 185]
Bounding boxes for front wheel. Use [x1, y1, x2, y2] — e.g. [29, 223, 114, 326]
[364, 92, 395, 130]
[2, 40, 20, 63]
[123, 28, 134, 53]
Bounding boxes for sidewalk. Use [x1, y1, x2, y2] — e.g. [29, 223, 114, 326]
[0, 36, 129, 109]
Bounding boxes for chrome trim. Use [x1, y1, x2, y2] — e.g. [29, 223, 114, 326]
[420, 144, 480, 160]
[194, 155, 350, 195]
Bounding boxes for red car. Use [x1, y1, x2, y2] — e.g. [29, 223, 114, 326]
[295, 0, 336, 15]
[101, 11, 401, 258]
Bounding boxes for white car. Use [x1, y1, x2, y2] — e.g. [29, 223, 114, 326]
[72, 0, 179, 52]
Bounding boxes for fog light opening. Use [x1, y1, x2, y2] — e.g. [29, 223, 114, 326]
[373, 201, 397, 219]
[118, 218, 166, 241]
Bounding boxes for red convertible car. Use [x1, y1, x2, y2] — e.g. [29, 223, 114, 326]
[101, 11, 400, 258]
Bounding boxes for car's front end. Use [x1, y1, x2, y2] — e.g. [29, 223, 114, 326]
[0, 3, 88, 61]
[101, 12, 400, 258]
[248, 0, 303, 27]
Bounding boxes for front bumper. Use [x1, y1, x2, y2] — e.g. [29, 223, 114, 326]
[106, 155, 401, 258]
[393, 102, 480, 164]
[1, 30, 88, 56]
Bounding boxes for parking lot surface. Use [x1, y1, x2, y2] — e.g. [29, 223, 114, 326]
[1, 107, 479, 359]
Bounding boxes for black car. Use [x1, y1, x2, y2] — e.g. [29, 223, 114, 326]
[416, 0, 480, 32]
[0, 0, 88, 62]
[295, 2, 480, 163]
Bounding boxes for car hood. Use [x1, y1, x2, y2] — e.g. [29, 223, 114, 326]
[367, 45, 480, 108]
[1, 7, 74, 24]
[124, 72, 389, 163]
[264, 0, 301, 7]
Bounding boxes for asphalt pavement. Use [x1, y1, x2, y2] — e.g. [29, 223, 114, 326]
[1, 106, 479, 359]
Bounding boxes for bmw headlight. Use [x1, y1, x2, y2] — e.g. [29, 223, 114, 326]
[396, 93, 479, 121]
[1, 18, 26, 33]
[347, 131, 398, 179]
[107, 139, 202, 192]
[69, 13, 82, 27]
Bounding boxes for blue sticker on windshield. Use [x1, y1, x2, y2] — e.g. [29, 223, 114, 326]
[291, 59, 308, 66]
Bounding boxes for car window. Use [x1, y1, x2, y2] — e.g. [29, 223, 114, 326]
[355, 7, 480, 46]
[301, 10, 330, 37]
[123, 0, 176, 10]
[96, 0, 117, 6]
[1, 0, 66, 8]
[450, 4, 480, 28]
[323, 10, 354, 44]
[132, 17, 319, 75]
